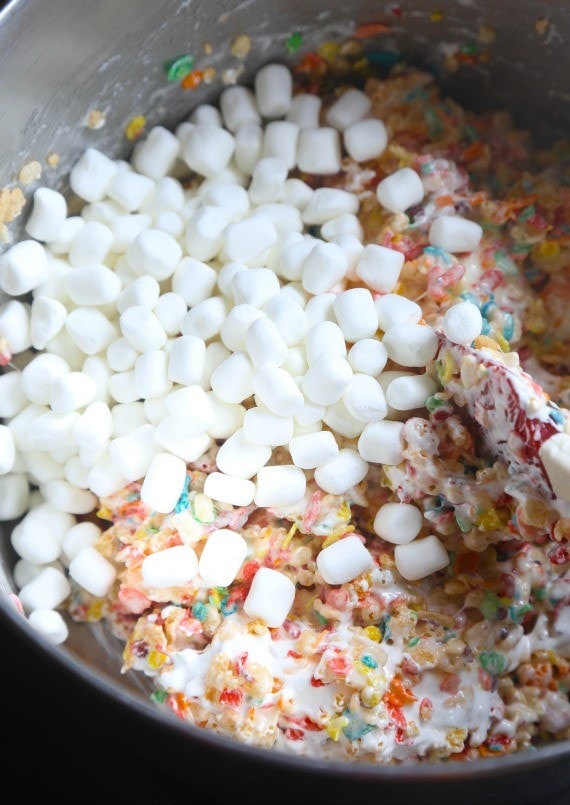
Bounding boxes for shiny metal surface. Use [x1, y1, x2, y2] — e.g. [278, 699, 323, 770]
[0, 1, 569, 802]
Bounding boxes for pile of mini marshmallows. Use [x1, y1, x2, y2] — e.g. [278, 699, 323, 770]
[0, 62, 485, 644]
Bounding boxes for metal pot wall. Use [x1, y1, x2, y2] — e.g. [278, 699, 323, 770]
[0, 1, 569, 803]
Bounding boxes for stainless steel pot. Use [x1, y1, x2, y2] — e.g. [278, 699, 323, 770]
[1, 1, 569, 802]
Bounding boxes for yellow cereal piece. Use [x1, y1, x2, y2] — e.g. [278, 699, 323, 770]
[124, 115, 146, 141]
[18, 160, 42, 185]
[96, 506, 112, 521]
[230, 33, 251, 59]
[477, 507, 505, 531]
[148, 650, 169, 669]
[327, 715, 349, 741]
[322, 532, 342, 550]
[0, 186, 26, 223]
[474, 334, 502, 351]
[438, 349, 457, 385]
[360, 686, 382, 707]
[363, 625, 381, 642]
[447, 727, 468, 750]
[86, 600, 104, 621]
[247, 619, 268, 635]
[534, 239, 560, 260]
[194, 492, 215, 522]
[282, 522, 298, 549]
[318, 41, 341, 61]
[431, 10, 443, 22]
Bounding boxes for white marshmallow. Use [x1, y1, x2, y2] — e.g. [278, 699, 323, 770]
[154, 418, 211, 463]
[373, 502, 423, 545]
[245, 316, 288, 368]
[0, 370, 27, 418]
[384, 372, 438, 410]
[243, 407, 294, 446]
[375, 293, 422, 331]
[343, 373, 388, 423]
[333, 288, 378, 343]
[141, 544, 198, 588]
[326, 88, 371, 131]
[0, 299, 32, 354]
[61, 521, 102, 563]
[314, 448, 368, 495]
[135, 350, 172, 398]
[111, 402, 147, 437]
[184, 206, 227, 261]
[286, 93, 322, 129]
[254, 464, 306, 507]
[165, 384, 215, 428]
[21, 352, 70, 405]
[108, 370, 139, 404]
[254, 62, 293, 118]
[48, 216, 85, 255]
[131, 125, 180, 180]
[317, 534, 373, 584]
[69, 147, 118, 202]
[297, 127, 342, 175]
[234, 121, 264, 175]
[243, 566, 295, 628]
[277, 237, 316, 282]
[442, 300, 483, 345]
[281, 178, 314, 210]
[203, 471, 255, 507]
[126, 228, 182, 281]
[172, 257, 217, 306]
[263, 120, 299, 169]
[87, 455, 130, 498]
[120, 306, 167, 352]
[232, 266, 281, 308]
[42, 478, 97, 514]
[263, 293, 308, 347]
[116, 274, 160, 313]
[28, 609, 69, 645]
[304, 292, 336, 326]
[382, 323, 439, 367]
[289, 430, 338, 469]
[198, 528, 248, 586]
[140, 452, 188, 513]
[202, 182, 250, 222]
[347, 338, 388, 376]
[321, 214, 364, 243]
[25, 187, 68, 243]
[0, 424, 16, 474]
[205, 392, 245, 439]
[429, 215, 483, 253]
[344, 118, 388, 162]
[302, 241, 348, 294]
[302, 187, 359, 225]
[0, 474, 30, 520]
[140, 176, 185, 215]
[109, 423, 159, 482]
[183, 123, 235, 178]
[189, 104, 223, 127]
[64, 263, 121, 306]
[18, 565, 71, 612]
[394, 534, 449, 580]
[356, 243, 405, 293]
[49, 371, 98, 413]
[357, 420, 405, 465]
[223, 215, 278, 265]
[248, 156, 289, 205]
[376, 167, 424, 214]
[153, 292, 187, 336]
[68, 221, 113, 267]
[215, 427, 271, 479]
[255, 202, 302, 232]
[539, 433, 570, 502]
[168, 335, 206, 386]
[10, 509, 62, 564]
[181, 295, 228, 341]
[219, 85, 261, 132]
[211, 351, 255, 404]
[302, 352, 353, 405]
[0, 239, 49, 296]
[106, 170, 155, 213]
[252, 364, 304, 416]
[30, 296, 67, 351]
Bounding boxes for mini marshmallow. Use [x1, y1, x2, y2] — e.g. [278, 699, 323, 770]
[245, 316, 288, 368]
[302, 241, 348, 294]
[120, 306, 167, 352]
[254, 62, 293, 118]
[69, 147, 118, 202]
[234, 122, 264, 175]
[375, 293, 422, 331]
[189, 104, 223, 126]
[373, 502, 423, 545]
[211, 351, 255, 404]
[61, 521, 102, 563]
[21, 353, 70, 405]
[356, 243, 405, 293]
[168, 335, 206, 386]
[344, 118, 388, 162]
[243, 407, 294, 446]
[109, 423, 159, 482]
[165, 384, 215, 428]
[0, 424, 16, 474]
[184, 206, 227, 261]
[28, 609, 69, 645]
[254, 464, 307, 507]
[263, 293, 308, 347]
[289, 430, 339, 469]
[10, 511, 62, 564]
[140, 452, 188, 513]
[140, 175, 185, 215]
[205, 392, 245, 439]
[18, 565, 71, 612]
[302, 187, 359, 226]
[1, 475, 30, 520]
[48, 216, 85, 255]
[394, 534, 449, 581]
[42, 478, 97, 514]
[376, 167, 424, 214]
[333, 288, 378, 342]
[108, 370, 139, 404]
[347, 338, 388, 376]
[343, 373, 388, 423]
[141, 544, 198, 588]
[153, 292, 187, 336]
[181, 296, 228, 341]
[357, 420, 405, 465]
[106, 170, 155, 213]
[204, 471, 255, 506]
[232, 266, 281, 308]
[539, 433, 570, 502]
[0, 370, 27, 418]
[442, 300, 483, 345]
[116, 275, 160, 313]
[69, 220, 113, 267]
[248, 157, 289, 205]
[49, 371, 98, 413]
[219, 85, 261, 132]
[252, 365, 304, 416]
[111, 402, 147, 437]
[215, 427, 271, 479]
[202, 182, 250, 221]
[277, 237, 316, 282]
[297, 127, 342, 175]
[384, 372, 438, 410]
[314, 448, 368, 495]
[220, 303, 265, 353]
[87, 455, 130, 499]
[131, 125, 180, 180]
[429, 215, 483, 253]
[198, 528, 248, 587]
[286, 93, 322, 129]
[172, 257, 217, 306]
[0, 239, 49, 296]
[326, 88, 371, 131]
[30, 296, 68, 351]
[154, 420, 211, 463]
[304, 292, 336, 326]
[281, 178, 314, 210]
[243, 566, 295, 628]
[223, 214, 278, 265]
[263, 120, 299, 169]
[321, 215, 364, 243]
[183, 123, 235, 178]
[317, 534, 373, 584]
[126, 228, 182, 281]
[255, 202, 303, 232]
[302, 352, 353, 406]
[0, 298, 32, 354]
[64, 263, 121, 306]
[25, 187, 68, 243]
[382, 323, 439, 367]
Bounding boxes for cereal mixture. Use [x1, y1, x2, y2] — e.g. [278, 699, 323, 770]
[1, 43, 570, 767]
